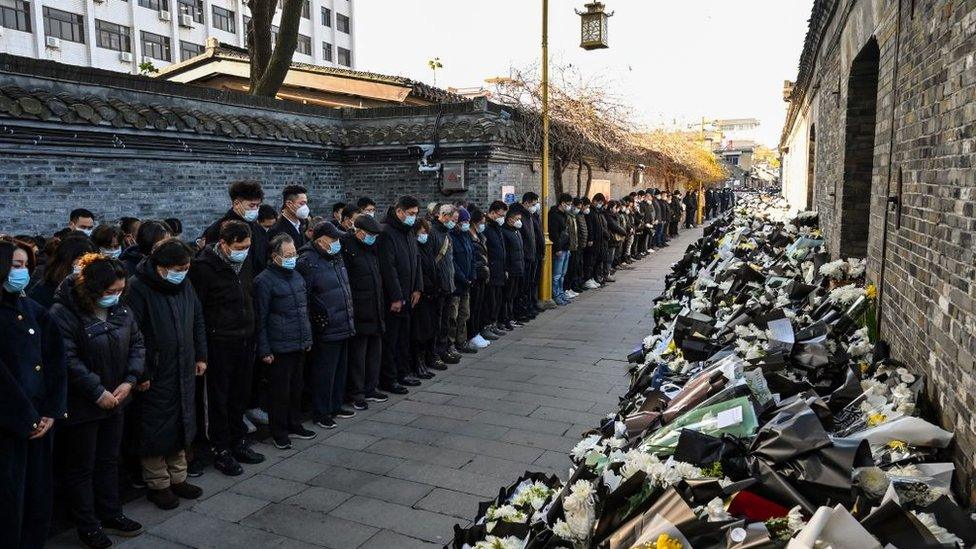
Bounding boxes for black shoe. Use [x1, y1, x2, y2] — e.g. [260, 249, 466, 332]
[273, 437, 292, 450]
[399, 377, 422, 387]
[79, 528, 112, 549]
[147, 488, 179, 510]
[186, 456, 207, 478]
[314, 417, 337, 429]
[429, 358, 448, 371]
[457, 342, 478, 354]
[102, 515, 144, 537]
[365, 391, 389, 402]
[380, 383, 409, 395]
[440, 352, 460, 365]
[353, 400, 369, 411]
[290, 427, 317, 440]
[212, 449, 243, 476]
[500, 322, 515, 331]
[334, 407, 357, 419]
[170, 481, 203, 499]
[416, 369, 435, 379]
[232, 442, 265, 465]
[480, 330, 500, 341]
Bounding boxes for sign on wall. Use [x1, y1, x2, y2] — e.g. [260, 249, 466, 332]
[502, 185, 516, 204]
[441, 161, 466, 191]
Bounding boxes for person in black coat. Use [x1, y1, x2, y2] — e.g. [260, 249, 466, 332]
[508, 193, 540, 318]
[267, 185, 311, 250]
[188, 220, 264, 476]
[0, 238, 67, 549]
[410, 219, 444, 377]
[683, 188, 698, 228]
[125, 239, 207, 510]
[483, 201, 509, 334]
[29, 235, 96, 310]
[201, 181, 269, 276]
[341, 215, 388, 410]
[466, 209, 494, 346]
[586, 195, 609, 285]
[255, 234, 316, 449]
[376, 197, 423, 395]
[501, 209, 525, 329]
[50, 254, 146, 548]
[297, 222, 356, 429]
[548, 193, 572, 305]
[119, 221, 172, 275]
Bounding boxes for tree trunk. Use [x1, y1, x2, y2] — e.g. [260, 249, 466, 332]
[247, 0, 274, 90]
[576, 161, 583, 196]
[552, 155, 565, 198]
[582, 160, 593, 198]
[249, 0, 304, 97]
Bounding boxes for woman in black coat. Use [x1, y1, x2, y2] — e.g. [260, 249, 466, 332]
[466, 209, 493, 345]
[125, 239, 207, 510]
[410, 219, 443, 375]
[0, 238, 67, 549]
[501, 210, 525, 329]
[50, 253, 146, 548]
[28, 234, 95, 310]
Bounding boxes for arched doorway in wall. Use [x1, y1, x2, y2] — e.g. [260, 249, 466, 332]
[839, 37, 880, 258]
[806, 124, 816, 210]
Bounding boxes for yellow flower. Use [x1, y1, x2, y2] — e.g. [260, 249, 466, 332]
[867, 413, 887, 427]
[859, 362, 871, 375]
[887, 440, 907, 450]
[666, 340, 677, 355]
[656, 533, 684, 549]
[865, 284, 877, 300]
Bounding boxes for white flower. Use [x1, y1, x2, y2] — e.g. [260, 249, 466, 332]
[619, 449, 660, 480]
[552, 520, 575, 540]
[472, 535, 525, 549]
[563, 480, 596, 541]
[510, 481, 554, 511]
[704, 497, 732, 522]
[486, 504, 527, 524]
[855, 467, 890, 498]
[829, 284, 865, 305]
[913, 512, 963, 547]
[847, 258, 866, 278]
[819, 260, 848, 280]
[787, 506, 807, 533]
[571, 435, 602, 462]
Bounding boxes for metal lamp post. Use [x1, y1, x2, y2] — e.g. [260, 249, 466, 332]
[539, 1, 612, 304]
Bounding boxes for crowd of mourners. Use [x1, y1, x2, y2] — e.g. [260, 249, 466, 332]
[0, 179, 734, 549]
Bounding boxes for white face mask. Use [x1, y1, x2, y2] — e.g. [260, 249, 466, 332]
[494, 216, 505, 226]
[295, 204, 310, 219]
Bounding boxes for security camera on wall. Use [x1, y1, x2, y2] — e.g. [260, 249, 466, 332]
[409, 144, 442, 173]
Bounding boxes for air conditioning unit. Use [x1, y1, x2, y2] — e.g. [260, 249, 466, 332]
[178, 14, 193, 27]
[158, 10, 171, 21]
[119, 51, 133, 62]
[45, 36, 61, 49]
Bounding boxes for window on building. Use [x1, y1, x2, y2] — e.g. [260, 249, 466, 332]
[141, 30, 171, 61]
[43, 7, 84, 43]
[177, 0, 203, 23]
[321, 41, 333, 62]
[271, 24, 278, 47]
[212, 6, 234, 33]
[180, 40, 203, 61]
[137, 0, 168, 11]
[337, 46, 351, 67]
[95, 19, 131, 51]
[296, 33, 311, 55]
[301, 0, 309, 18]
[336, 12, 349, 33]
[320, 6, 330, 26]
[0, 0, 31, 32]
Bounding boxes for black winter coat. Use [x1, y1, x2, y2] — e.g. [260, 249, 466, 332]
[50, 276, 146, 425]
[0, 291, 67, 439]
[586, 207, 608, 246]
[254, 264, 314, 357]
[509, 203, 537, 264]
[377, 214, 423, 307]
[340, 234, 385, 335]
[267, 216, 308, 250]
[297, 243, 355, 341]
[202, 208, 269, 275]
[119, 245, 145, 274]
[502, 225, 525, 276]
[412, 238, 440, 341]
[450, 228, 474, 295]
[126, 258, 207, 455]
[189, 246, 255, 339]
[429, 220, 456, 295]
[548, 206, 570, 252]
[471, 231, 489, 282]
[484, 222, 507, 287]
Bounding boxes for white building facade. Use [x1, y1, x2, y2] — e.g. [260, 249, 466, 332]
[0, 0, 354, 73]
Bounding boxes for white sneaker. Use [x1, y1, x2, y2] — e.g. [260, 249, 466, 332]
[246, 407, 269, 425]
[470, 335, 490, 349]
[564, 290, 578, 299]
[242, 415, 257, 434]
[584, 279, 601, 289]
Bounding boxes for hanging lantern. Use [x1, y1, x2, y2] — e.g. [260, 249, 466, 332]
[577, 2, 612, 50]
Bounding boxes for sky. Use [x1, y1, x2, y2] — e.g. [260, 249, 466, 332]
[353, 0, 813, 148]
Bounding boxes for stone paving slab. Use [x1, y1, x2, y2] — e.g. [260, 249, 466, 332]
[40, 228, 703, 548]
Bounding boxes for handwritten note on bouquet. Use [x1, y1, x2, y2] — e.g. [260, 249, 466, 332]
[716, 406, 744, 429]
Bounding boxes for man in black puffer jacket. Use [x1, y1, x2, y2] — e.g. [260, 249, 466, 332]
[376, 196, 423, 396]
[188, 220, 264, 476]
[483, 201, 508, 335]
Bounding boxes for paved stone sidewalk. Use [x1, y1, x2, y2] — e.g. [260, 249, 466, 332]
[49, 227, 703, 549]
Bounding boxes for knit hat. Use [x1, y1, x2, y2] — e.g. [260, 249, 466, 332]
[457, 207, 471, 222]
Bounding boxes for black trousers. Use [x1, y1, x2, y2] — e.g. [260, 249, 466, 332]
[467, 281, 487, 336]
[380, 310, 411, 387]
[517, 260, 537, 316]
[526, 260, 540, 311]
[504, 275, 522, 323]
[309, 338, 347, 420]
[347, 333, 382, 402]
[267, 351, 304, 440]
[583, 245, 598, 281]
[205, 336, 254, 451]
[60, 414, 124, 532]
[669, 221, 679, 236]
[435, 294, 453, 354]
[485, 284, 504, 325]
[1, 433, 54, 548]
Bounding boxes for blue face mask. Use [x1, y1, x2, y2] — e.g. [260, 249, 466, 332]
[100, 248, 122, 259]
[477, 223, 486, 233]
[461, 222, 471, 232]
[229, 248, 249, 263]
[242, 208, 259, 222]
[364, 234, 377, 246]
[445, 220, 456, 230]
[404, 214, 417, 227]
[417, 233, 429, 244]
[280, 257, 297, 270]
[164, 269, 188, 285]
[4, 267, 30, 294]
[98, 294, 120, 309]
[328, 241, 341, 255]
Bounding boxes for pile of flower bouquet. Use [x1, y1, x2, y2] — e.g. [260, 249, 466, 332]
[451, 193, 973, 549]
